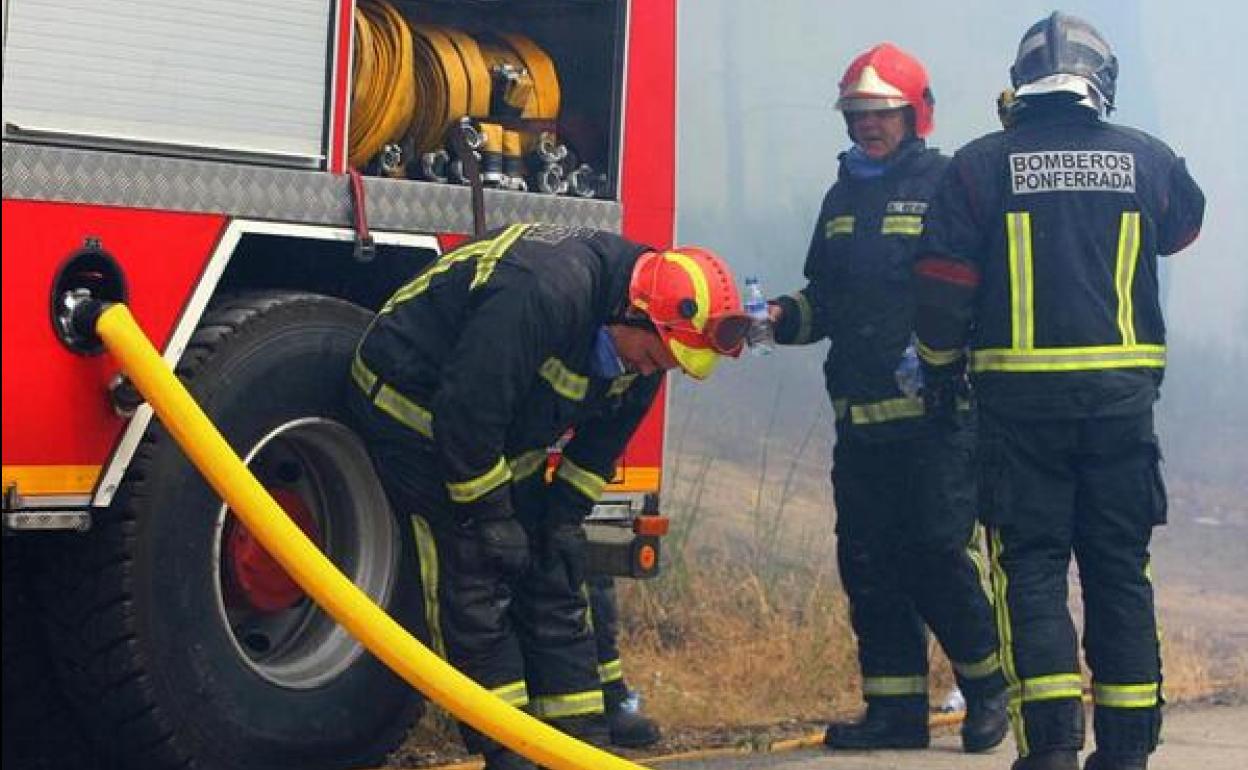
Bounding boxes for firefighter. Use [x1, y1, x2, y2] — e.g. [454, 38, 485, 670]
[913, 13, 1205, 770]
[587, 575, 662, 747]
[346, 224, 748, 770]
[767, 43, 1008, 753]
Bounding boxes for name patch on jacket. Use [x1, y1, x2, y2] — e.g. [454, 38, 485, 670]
[886, 200, 928, 215]
[1009, 151, 1135, 194]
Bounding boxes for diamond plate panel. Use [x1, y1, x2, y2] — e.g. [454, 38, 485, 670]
[3, 143, 622, 233]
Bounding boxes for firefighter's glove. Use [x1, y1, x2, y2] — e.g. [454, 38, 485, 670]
[474, 516, 531, 578]
[542, 521, 589, 590]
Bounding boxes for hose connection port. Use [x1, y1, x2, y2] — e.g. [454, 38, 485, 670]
[51, 240, 127, 356]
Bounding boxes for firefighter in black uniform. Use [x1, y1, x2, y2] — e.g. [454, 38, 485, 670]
[347, 224, 748, 770]
[913, 13, 1205, 770]
[768, 43, 1007, 753]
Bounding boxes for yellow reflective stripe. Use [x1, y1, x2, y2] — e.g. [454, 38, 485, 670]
[556, 458, 608, 502]
[529, 690, 605, 718]
[509, 449, 548, 482]
[491, 680, 531, 708]
[374, 384, 434, 439]
[1093, 682, 1159, 709]
[792, 290, 814, 344]
[990, 528, 1026, 755]
[1006, 212, 1034, 349]
[881, 214, 924, 235]
[350, 352, 377, 393]
[971, 344, 1166, 372]
[607, 373, 638, 397]
[917, 339, 962, 366]
[1115, 211, 1142, 346]
[381, 242, 490, 313]
[661, 251, 710, 330]
[539, 358, 589, 401]
[954, 651, 1002, 680]
[832, 399, 849, 420]
[353, 354, 435, 438]
[410, 515, 447, 658]
[863, 675, 928, 697]
[825, 215, 855, 237]
[850, 396, 925, 425]
[967, 524, 993, 607]
[446, 457, 511, 503]
[471, 223, 530, 289]
[599, 658, 624, 684]
[1018, 673, 1083, 703]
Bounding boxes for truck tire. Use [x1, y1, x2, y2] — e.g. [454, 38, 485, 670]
[35, 292, 425, 770]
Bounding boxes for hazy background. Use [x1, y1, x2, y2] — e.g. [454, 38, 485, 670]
[671, 0, 1248, 486]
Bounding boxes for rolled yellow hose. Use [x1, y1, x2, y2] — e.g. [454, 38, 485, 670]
[96, 303, 651, 770]
[350, 0, 416, 168]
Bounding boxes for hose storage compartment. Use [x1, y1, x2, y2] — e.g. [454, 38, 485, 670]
[349, 0, 622, 198]
[35, 292, 424, 770]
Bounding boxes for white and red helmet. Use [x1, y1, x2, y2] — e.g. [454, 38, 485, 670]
[836, 42, 935, 138]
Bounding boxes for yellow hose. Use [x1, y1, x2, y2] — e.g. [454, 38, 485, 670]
[95, 303, 650, 770]
[350, 0, 417, 168]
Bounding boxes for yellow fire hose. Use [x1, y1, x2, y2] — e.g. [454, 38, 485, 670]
[94, 303, 650, 770]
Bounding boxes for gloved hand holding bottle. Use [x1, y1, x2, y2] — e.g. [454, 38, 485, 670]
[743, 276, 776, 355]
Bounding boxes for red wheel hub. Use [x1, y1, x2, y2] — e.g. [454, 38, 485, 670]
[225, 487, 322, 613]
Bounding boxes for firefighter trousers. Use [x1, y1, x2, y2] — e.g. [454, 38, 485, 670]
[832, 417, 1005, 707]
[346, 390, 603, 755]
[979, 407, 1165, 758]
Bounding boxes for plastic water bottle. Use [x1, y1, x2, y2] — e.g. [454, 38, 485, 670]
[895, 337, 924, 397]
[620, 688, 643, 715]
[744, 277, 775, 355]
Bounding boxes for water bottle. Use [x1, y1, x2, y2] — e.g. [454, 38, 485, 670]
[895, 336, 924, 397]
[743, 277, 775, 355]
[620, 688, 643, 715]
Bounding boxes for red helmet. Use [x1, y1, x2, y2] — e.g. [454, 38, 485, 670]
[628, 247, 748, 380]
[836, 42, 935, 138]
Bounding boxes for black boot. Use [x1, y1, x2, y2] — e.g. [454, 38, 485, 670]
[823, 698, 929, 750]
[604, 681, 661, 748]
[962, 687, 1009, 752]
[1084, 750, 1148, 770]
[547, 713, 612, 749]
[483, 747, 538, 770]
[1011, 750, 1079, 770]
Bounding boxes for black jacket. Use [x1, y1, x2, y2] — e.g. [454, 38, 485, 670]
[774, 140, 949, 440]
[354, 224, 661, 523]
[916, 105, 1205, 418]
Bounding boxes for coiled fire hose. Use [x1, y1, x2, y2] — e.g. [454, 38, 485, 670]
[349, 0, 416, 168]
[79, 300, 651, 770]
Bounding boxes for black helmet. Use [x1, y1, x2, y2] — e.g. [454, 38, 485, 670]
[1010, 11, 1117, 113]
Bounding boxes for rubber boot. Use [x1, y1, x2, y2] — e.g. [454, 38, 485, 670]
[823, 697, 929, 750]
[962, 687, 1010, 752]
[483, 747, 538, 770]
[604, 681, 661, 748]
[1011, 750, 1080, 770]
[1084, 750, 1149, 770]
[547, 713, 612, 749]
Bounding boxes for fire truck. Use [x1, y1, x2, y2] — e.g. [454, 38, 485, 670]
[1, 1, 676, 767]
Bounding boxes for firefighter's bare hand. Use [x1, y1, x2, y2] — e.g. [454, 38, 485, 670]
[475, 516, 531, 577]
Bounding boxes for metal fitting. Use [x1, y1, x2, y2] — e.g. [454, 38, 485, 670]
[379, 143, 405, 177]
[420, 150, 450, 183]
[530, 163, 568, 195]
[534, 132, 568, 165]
[567, 164, 602, 198]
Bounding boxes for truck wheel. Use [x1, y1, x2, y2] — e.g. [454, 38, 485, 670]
[36, 292, 424, 770]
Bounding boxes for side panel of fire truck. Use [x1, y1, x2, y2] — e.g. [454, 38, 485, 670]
[0, 2, 676, 768]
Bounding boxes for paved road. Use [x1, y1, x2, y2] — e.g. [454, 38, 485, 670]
[656, 702, 1248, 770]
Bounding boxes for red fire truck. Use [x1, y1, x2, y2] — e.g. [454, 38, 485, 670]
[1, 1, 676, 767]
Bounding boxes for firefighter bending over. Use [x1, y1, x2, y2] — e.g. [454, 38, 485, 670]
[346, 224, 748, 770]
[913, 13, 1205, 770]
[767, 43, 1008, 753]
